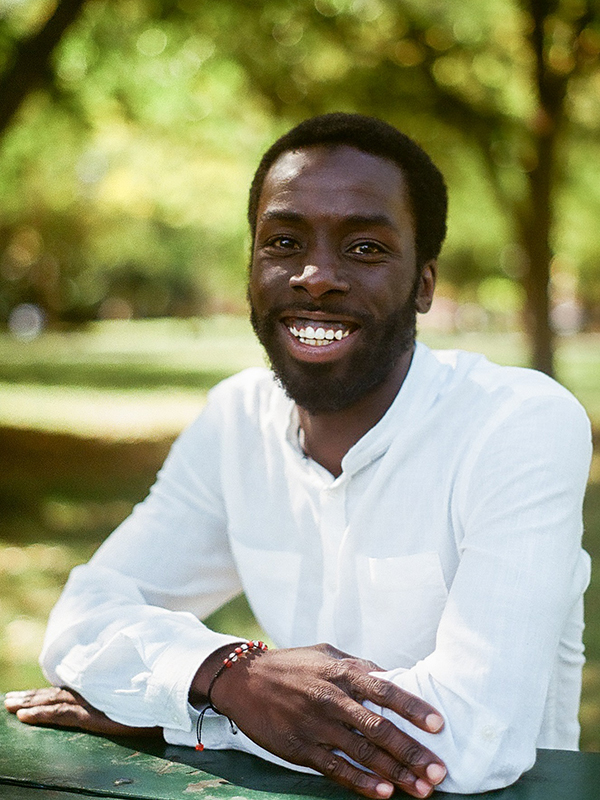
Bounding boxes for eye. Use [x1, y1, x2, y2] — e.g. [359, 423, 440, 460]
[348, 241, 387, 257]
[265, 235, 301, 251]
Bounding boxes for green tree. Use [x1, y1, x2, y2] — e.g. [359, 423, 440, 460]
[2, 0, 599, 374]
[198, 0, 600, 375]
[0, 0, 87, 138]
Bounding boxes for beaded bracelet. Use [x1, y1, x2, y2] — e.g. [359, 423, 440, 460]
[195, 640, 268, 751]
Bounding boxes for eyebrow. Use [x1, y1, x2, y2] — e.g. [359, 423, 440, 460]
[258, 210, 397, 229]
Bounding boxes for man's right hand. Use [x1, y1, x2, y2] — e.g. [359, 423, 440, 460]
[4, 687, 162, 737]
[190, 642, 446, 799]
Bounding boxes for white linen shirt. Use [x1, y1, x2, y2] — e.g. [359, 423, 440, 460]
[40, 343, 592, 793]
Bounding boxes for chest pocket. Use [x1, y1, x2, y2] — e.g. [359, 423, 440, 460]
[355, 552, 448, 670]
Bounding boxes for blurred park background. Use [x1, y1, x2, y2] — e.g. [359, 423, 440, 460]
[0, 0, 599, 749]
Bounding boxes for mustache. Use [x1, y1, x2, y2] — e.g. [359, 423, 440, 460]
[260, 301, 375, 326]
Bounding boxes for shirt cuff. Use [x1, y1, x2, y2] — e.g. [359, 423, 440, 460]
[149, 627, 243, 731]
[164, 707, 320, 775]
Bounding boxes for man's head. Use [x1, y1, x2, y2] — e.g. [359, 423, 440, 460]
[248, 113, 447, 271]
[247, 113, 447, 415]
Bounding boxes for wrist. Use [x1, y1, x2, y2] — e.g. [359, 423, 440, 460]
[192, 640, 269, 752]
[189, 642, 243, 706]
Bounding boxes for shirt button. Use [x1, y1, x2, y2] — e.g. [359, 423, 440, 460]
[480, 725, 497, 742]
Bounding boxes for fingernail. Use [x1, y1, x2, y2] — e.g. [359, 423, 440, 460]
[415, 779, 432, 797]
[425, 713, 444, 732]
[426, 763, 446, 784]
[375, 782, 394, 798]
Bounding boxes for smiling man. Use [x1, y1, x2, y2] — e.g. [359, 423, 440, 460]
[5, 114, 592, 798]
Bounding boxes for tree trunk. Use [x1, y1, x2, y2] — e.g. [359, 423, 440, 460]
[519, 0, 568, 377]
[0, 0, 88, 137]
[520, 130, 556, 377]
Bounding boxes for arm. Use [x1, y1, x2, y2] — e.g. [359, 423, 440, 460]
[6, 382, 447, 798]
[361, 393, 592, 793]
[33, 395, 251, 729]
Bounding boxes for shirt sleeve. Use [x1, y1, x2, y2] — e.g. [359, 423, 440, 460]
[40, 388, 245, 733]
[366, 392, 592, 793]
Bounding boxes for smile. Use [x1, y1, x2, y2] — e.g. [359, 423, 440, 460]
[284, 318, 355, 347]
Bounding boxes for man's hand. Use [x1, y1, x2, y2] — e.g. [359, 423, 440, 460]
[191, 643, 446, 799]
[4, 687, 162, 738]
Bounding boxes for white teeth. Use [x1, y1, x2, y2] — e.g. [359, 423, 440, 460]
[287, 322, 351, 346]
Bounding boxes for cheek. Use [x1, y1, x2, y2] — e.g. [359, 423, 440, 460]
[353, 273, 409, 312]
[249, 263, 290, 304]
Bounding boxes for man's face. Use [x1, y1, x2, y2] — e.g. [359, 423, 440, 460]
[248, 145, 435, 414]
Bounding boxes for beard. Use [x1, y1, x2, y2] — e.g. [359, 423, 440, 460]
[249, 280, 419, 415]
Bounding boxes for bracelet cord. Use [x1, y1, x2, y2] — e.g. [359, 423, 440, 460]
[195, 640, 268, 751]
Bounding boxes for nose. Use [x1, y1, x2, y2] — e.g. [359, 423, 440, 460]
[289, 262, 350, 299]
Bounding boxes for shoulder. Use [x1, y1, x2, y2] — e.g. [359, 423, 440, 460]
[180, 367, 291, 443]
[206, 367, 287, 415]
[411, 344, 591, 464]
[419, 346, 591, 469]
[164, 367, 290, 466]
[424, 345, 588, 419]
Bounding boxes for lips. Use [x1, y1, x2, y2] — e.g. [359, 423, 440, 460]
[279, 314, 360, 360]
[286, 316, 356, 346]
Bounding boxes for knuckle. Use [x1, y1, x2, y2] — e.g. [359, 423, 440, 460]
[353, 736, 377, 764]
[322, 753, 349, 779]
[315, 642, 336, 657]
[306, 682, 336, 707]
[399, 740, 426, 766]
[387, 763, 412, 786]
[283, 732, 306, 760]
[366, 677, 394, 704]
[401, 694, 425, 721]
[322, 659, 346, 683]
[362, 713, 392, 742]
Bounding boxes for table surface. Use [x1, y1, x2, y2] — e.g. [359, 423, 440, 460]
[1, 704, 599, 800]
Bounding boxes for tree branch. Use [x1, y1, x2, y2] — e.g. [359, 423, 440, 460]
[0, 0, 89, 137]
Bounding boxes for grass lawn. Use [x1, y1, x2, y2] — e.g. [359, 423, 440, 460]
[1, 317, 598, 750]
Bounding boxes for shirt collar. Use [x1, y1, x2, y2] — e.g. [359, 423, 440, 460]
[281, 341, 446, 479]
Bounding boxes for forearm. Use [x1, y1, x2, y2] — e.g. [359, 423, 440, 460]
[41, 563, 243, 731]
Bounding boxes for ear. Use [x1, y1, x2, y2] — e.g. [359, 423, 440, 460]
[415, 260, 437, 314]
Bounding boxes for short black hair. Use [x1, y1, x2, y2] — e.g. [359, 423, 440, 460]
[248, 112, 448, 269]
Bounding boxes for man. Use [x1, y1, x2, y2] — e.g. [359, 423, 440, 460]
[5, 114, 592, 797]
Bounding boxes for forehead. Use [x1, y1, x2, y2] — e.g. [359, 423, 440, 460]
[257, 145, 412, 225]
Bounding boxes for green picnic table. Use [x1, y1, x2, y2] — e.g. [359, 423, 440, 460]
[0, 702, 599, 799]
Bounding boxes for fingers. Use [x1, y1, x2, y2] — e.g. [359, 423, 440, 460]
[335, 724, 446, 798]
[287, 739, 396, 799]
[334, 695, 446, 783]
[4, 688, 161, 737]
[365, 676, 444, 734]
[5, 687, 83, 713]
[5, 686, 110, 733]
[333, 664, 444, 734]
[301, 672, 446, 791]
[290, 739, 440, 800]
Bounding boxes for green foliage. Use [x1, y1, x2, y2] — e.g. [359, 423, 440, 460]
[0, 0, 278, 323]
[0, 0, 599, 366]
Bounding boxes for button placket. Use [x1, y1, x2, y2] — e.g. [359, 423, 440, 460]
[316, 481, 347, 641]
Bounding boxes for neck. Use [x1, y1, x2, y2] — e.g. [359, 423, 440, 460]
[297, 347, 414, 478]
